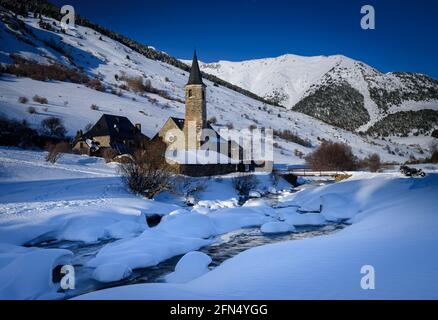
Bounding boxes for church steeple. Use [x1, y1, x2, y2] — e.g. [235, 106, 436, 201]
[187, 50, 204, 86]
[184, 50, 207, 149]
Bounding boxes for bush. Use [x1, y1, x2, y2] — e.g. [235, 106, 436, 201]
[102, 148, 118, 163]
[18, 96, 28, 104]
[0, 117, 38, 148]
[119, 145, 171, 199]
[87, 79, 105, 91]
[232, 174, 259, 196]
[32, 95, 48, 104]
[27, 106, 37, 114]
[362, 153, 381, 172]
[6, 55, 90, 84]
[172, 176, 208, 205]
[273, 130, 312, 147]
[41, 117, 66, 138]
[90, 104, 99, 111]
[305, 141, 357, 171]
[45, 142, 71, 163]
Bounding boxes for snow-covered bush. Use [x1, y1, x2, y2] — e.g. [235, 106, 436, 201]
[172, 176, 208, 205]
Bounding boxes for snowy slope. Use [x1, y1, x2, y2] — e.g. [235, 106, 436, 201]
[0, 9, 430, 164]
[198, 54, 438, 133]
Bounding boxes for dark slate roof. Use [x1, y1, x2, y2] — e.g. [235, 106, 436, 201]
[85, 114, 140, 140]
[187, 50, 205, 86]
[171, 117, 185, 130]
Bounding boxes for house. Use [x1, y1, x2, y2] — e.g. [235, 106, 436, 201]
[73, 114, 149, 156]
[150, 50, 270, 176]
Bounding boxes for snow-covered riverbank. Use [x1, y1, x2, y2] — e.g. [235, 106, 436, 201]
[1, 147, 438, 299]
[77, 173, 438, 300]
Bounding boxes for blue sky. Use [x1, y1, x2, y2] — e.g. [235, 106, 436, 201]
[52, 0, 438, 78]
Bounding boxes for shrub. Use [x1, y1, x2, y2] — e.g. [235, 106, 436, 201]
[45, 142, 71, 163]
[305, 141, 357, 171]
[102, 148, 118, 163]
[0, 117, 38, 148]
[18, 96, 28, 104]
[273, 129, 312, 147]
[32, 95, 48, 104]
[27, 106, 37, 114]
[41, 117, 66, 138]
[90, 104, 99, 111]
[172, 176, 208, 205]
[119, 143, 171, 199]
[6, 55, 90, 84]
[87, 79, 105, 91]
[232, 174, 259, 196]
[362, 153, 381, 172]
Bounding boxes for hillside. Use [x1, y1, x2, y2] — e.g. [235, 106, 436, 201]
[198, 55, 438, 135]
[0, 6, 431, 164]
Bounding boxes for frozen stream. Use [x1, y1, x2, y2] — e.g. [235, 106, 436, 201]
[37, 178, 344, 299]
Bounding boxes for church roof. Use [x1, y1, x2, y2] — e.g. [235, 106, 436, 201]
[187, 50, 205, 86]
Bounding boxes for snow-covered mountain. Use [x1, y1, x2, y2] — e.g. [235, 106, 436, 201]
[198, 54, 438, 133]
[0, 6, 432, 164]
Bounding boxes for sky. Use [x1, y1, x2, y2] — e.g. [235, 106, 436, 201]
[51, 0, 438, 78]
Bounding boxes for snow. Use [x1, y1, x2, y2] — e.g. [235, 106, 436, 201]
[76, 173, 438, 300]
[277, 208, 327, 226]
[260, 221, 293, 234]
[92, 263, 132, 283]
[0, 243, 73, 300]
[165, 251, 212, 284]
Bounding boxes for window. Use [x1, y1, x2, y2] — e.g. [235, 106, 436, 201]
[188, 89, 192, 97]
[80, 142, 84, 148]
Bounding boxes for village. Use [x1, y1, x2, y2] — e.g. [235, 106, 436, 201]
[0, 0, 437, 303]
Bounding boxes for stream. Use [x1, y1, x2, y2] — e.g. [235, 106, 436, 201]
[38, 178, 343, 299]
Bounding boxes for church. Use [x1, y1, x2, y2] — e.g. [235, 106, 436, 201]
[150, 50, 264, 176]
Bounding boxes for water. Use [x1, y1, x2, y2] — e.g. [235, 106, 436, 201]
[39, 178, 343, 299]
[40, 222, 345, 299]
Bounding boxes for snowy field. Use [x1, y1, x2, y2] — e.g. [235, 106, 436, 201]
[0, 147, 437, 300]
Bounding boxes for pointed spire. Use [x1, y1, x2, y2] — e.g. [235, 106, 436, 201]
[187, 50, 204, 86]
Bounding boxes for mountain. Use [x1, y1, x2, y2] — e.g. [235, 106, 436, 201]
[198, 54, 438, 134]
[0, 4, 432, 164]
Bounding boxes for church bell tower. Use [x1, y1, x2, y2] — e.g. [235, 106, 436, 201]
[184, 50, 206, 149]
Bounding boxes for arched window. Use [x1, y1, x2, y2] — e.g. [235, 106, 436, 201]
[188, 89, 192, 97]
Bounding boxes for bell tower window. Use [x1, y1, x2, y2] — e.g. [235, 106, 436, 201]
[188, 89, 192, 98]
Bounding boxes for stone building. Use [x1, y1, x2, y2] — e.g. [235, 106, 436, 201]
[72, 114, 149, 156]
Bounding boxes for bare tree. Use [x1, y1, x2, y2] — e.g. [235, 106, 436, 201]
[363, 153, 381, 172]
[45, 142, 71, 163]
[119, 142, 171, 198]
[41, 117, 66, 138]
[305, 141, 357, 171]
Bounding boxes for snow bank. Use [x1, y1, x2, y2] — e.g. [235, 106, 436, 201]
[0, 243, 72, 300]
[76, 174, 438, 300]
[92, 263, 132, 283]
[87, 229, 211, 272]
[165, 251, 212, 283]
[260, 222, 293, 234]
[276, 208, 327, 226]
[157, 213, 217, 239]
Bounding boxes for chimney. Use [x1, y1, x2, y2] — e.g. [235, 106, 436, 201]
[135, 123, 141, 132]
